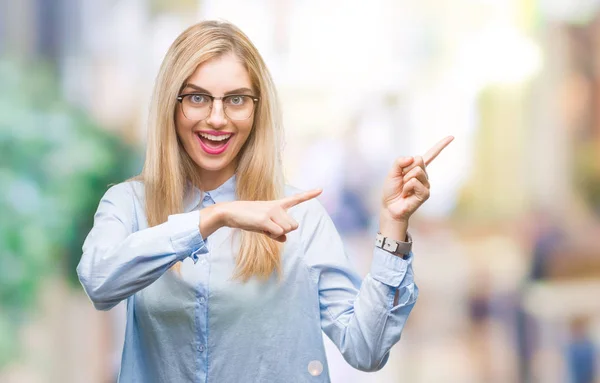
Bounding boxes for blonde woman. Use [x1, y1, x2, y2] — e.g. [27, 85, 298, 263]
[77, 20, 453, 382]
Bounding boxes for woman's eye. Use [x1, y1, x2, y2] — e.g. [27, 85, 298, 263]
[190, 95, 207, 104]
[227, 96, 245, 106]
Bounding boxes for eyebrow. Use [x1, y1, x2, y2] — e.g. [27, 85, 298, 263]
[183, 83, 254, 95]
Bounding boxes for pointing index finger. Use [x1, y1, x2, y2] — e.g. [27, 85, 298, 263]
[280, 188, 323, 209]
[423, 136, 454, 166]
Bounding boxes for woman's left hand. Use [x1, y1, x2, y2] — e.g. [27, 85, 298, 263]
[381, 136, 454, 223]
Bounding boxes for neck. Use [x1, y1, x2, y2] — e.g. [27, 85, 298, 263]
[197, 163, 236, 191]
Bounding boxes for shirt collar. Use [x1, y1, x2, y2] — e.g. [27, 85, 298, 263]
[184, 174, 237, 211]
[206, 174, 237, 203]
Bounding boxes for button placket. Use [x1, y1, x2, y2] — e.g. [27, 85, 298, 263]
[196, 193, 212, 367]
[195, 192, 214, 367]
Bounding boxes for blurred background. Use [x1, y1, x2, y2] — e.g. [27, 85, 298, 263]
[1, 0, 600, 382]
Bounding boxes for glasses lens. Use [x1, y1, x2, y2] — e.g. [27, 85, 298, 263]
[181, 94, 211, 120]
[224, 95, 255, 120]
[180, 94, 257, 120]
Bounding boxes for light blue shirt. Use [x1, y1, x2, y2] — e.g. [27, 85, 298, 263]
[76, 176, 418, 383]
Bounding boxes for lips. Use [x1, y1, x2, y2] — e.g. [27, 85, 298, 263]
[196, 132, 234, 155]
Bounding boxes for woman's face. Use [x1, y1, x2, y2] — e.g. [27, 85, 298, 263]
[175, 52, 255, 183]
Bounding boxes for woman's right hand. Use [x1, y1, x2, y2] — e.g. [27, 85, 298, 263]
[199, 189, 322, 242]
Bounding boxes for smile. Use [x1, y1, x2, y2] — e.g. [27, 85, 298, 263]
[196, 132, 234, 155]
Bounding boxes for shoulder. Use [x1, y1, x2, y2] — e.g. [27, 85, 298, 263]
[101, 179, 145, 206]
[96, 181, 145, 227]
[284, 184, 330, 223]
[284, 184, 340, 254]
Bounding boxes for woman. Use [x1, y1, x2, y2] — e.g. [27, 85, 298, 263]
[77, 20, 452, 382]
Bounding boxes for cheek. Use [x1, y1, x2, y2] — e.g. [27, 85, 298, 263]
[175, 110, 193, 139]
[233, 124, 253, 152]
[238, 120, 254, 141]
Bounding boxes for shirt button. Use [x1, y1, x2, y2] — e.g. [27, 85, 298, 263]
[199, 296, 206, 304]
[198, 344, 205, 352]
[308, 360, 323, 376]
[199, 258, 207, 266]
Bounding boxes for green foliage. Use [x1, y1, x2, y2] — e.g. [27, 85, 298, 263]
[0, 59, 141, 366]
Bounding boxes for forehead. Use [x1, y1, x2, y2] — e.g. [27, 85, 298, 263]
[185, 52, 252, 92]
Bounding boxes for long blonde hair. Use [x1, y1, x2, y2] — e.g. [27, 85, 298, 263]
[141, 20, 284, 281]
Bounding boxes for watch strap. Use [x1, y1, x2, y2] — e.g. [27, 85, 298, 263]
[375, 232, 412, 258]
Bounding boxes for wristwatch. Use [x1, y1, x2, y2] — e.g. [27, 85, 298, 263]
[375, 232, 412, 259]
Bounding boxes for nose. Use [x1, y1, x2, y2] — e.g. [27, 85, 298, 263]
[206, 99, 228, 128]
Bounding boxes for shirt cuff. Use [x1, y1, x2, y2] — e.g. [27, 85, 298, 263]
[369, 247, 412, 287]
[168, 211, 209, 263]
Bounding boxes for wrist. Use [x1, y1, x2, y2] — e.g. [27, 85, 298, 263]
[212, 202, 229, 227]
[379, 208, 409, 242]
[199, 204, 226, 238]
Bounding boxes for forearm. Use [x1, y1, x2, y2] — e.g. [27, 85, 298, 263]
[378, 208, 408, 242]
[378, 209, 411, 305]
[78, 211, 207, 310]
[304, 199, 418, 371]
[323, 269, 417, 371]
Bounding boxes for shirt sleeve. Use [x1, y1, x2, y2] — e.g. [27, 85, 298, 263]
[299, 199, 418, 372]
[76, 183, 209, 311]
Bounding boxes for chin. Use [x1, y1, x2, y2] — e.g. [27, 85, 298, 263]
[193, 155, 232, 173]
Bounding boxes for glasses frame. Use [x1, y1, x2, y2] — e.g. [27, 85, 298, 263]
[176, 93, 260, 121]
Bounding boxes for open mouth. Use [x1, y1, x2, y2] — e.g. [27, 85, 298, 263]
[196, 132, 234, 155]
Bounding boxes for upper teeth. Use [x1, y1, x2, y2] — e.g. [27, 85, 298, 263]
[199, 133, 231, 141]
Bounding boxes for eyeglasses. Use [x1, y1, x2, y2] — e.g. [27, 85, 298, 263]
[177, 93, 260, 121]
